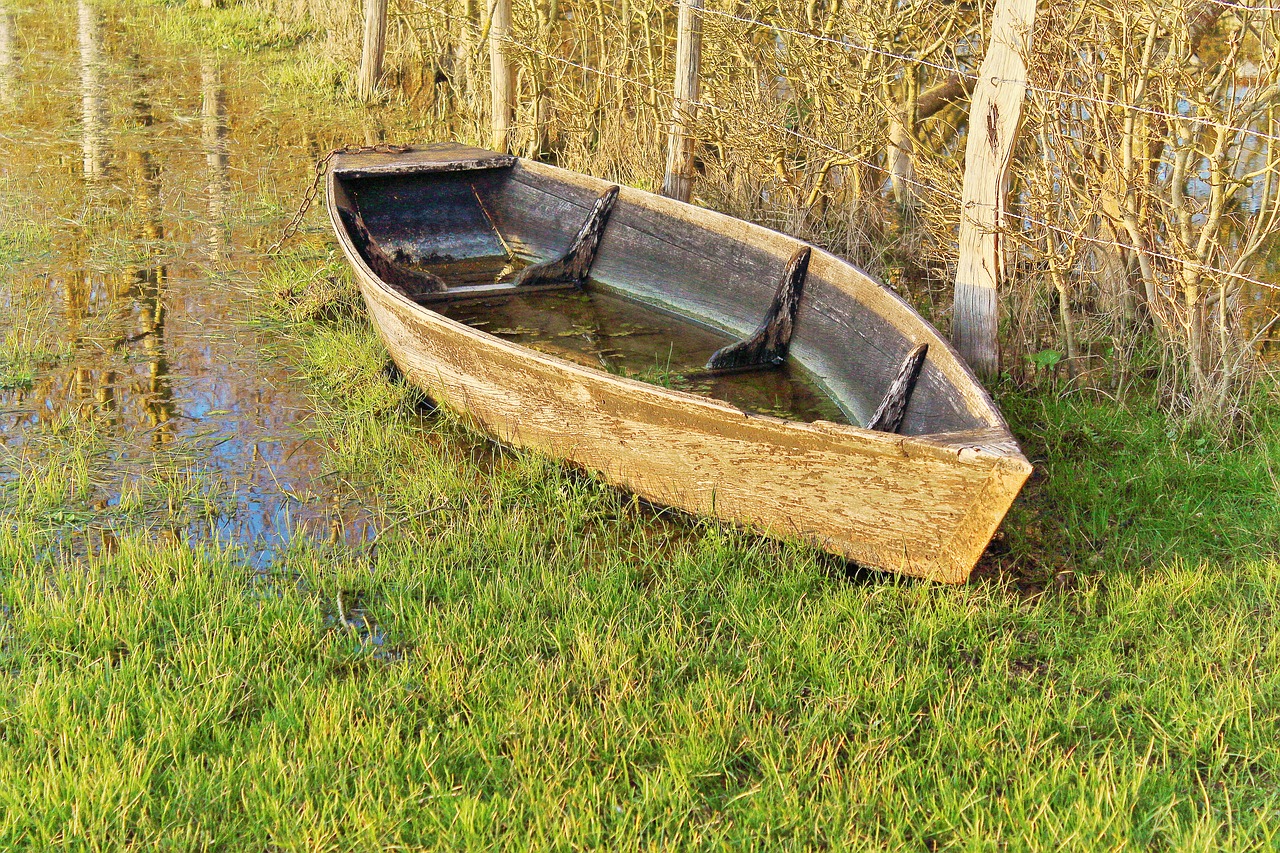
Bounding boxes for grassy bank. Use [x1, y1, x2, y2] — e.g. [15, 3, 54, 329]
[2, 245, 1278, 847]
[2, 2, 1279, 848]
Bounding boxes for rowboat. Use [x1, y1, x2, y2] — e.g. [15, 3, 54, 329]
[326, 142, 1031, 582]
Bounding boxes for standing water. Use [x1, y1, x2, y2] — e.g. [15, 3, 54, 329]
[433, 279, 850, 424]
[1, 2, 854, 571]
[0, 2, 443, 565]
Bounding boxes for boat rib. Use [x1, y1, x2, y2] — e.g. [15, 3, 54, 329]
[705, 247, 809, 373]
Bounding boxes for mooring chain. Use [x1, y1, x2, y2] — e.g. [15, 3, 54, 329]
[266, 143, 411, 256]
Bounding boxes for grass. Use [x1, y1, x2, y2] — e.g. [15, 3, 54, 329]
[992, 389, 1280, 579]
[1, 256, 1278, 847]
[0, 319, 73, 392]
[148, 1, 313, 54]
[0, 220, 50, 267]
[0, 220, 63, 390]
[2, 2, 1279, 847]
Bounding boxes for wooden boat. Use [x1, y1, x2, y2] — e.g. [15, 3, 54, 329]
[327, 142, 1031, 583]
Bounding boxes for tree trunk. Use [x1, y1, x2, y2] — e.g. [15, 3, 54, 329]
[887, 109, 916, 209]
[455, 0, 478, 104]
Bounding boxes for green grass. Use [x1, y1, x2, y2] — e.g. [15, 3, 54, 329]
[146, 1, 313, 54]
[2, 261, 1279, 847]
[2, 3, 1279, 845]
[0, 220, 51, 267]
[1, 321, 73, 392]
[992, 389, 1280, 579]
[261, 247, 366, 326]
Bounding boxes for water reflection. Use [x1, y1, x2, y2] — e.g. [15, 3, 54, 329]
[0, 4, 412, 566]
[1252, 245, 1280, 360]
[201, 57, 230, 261]
[64, 264, 92, 405]
[125, 54, 174, 442]
[77, 0, 107, 179]
[0, 0, 16, 106]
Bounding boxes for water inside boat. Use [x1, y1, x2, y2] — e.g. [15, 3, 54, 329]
[418, 256, 851, 424]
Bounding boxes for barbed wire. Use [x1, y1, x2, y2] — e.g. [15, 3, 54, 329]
[1023, 86, 1280, 149]
[1196, 0, 1280, 15]
[690, 6, 980, 80]
[511, 41, 675, 103]
[410, 0, 1280, 150]
[529, 55, 1280, 295]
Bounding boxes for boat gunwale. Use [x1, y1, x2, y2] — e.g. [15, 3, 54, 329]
[325, 156, 1030, 470]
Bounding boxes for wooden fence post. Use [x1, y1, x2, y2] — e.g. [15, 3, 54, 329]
[489, 0, 514, 153]
[952, 0, 1037, 379]
[662, 0, 701, 202]
[357, 0, 388, 102]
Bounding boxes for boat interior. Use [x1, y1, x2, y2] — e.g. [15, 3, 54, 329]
[329, 148, 1004, 438]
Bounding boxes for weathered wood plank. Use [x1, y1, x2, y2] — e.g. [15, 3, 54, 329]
[337, 206, 447, 295]
[513, 185, 619, 288]
[706, 247, 809, 371]
[916, 427, 1027, 459]
[332, 143, 514, 178]
[867, 343, 928, 433]
[414, 279, 579, 303]
[347, 171, 510, 264]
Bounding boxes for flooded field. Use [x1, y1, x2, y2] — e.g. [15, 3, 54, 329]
[0, 1, 444, 565]
[0, 0, 844, 572]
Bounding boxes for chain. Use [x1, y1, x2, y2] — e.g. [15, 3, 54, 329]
[266, 143, 412, 256]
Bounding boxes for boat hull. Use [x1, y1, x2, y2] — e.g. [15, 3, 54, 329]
[329, 149, 1032, 582]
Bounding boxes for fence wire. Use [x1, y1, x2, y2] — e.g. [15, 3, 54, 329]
[690, 3, 1280, 149]
[393, 0, 1280, 363]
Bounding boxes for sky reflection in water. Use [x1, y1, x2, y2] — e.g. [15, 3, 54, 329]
[0, 1, 437, 566]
